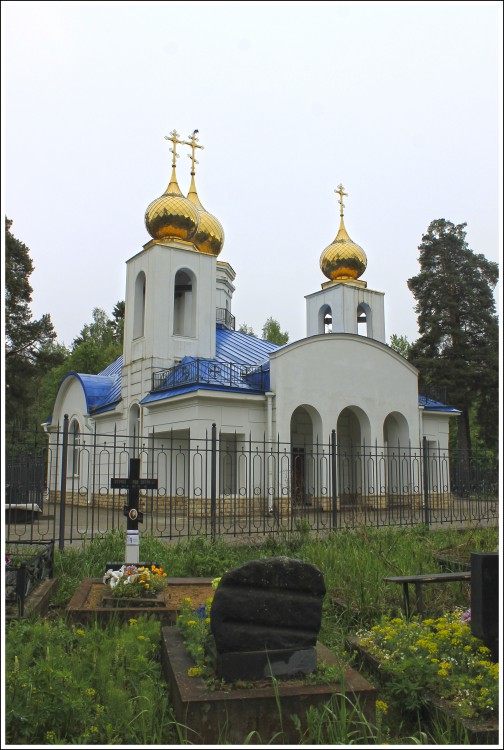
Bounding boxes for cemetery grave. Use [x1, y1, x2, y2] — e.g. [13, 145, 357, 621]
[161, 557, 377, 744]
[5, 525, 499, 745]
[5, 540, 58, 619]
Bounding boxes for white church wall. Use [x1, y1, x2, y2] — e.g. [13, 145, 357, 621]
[269, 333, 420, 446]
[421, 411, 452, 452]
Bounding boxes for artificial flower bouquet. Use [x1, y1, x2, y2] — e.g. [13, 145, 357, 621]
[103, 564, 168, 599]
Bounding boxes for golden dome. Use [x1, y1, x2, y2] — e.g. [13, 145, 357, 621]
[145, 130, 200, 243]
[320, 184, 367, 281]
[145, 168, 200, 242]
[187, 175, 225, 256]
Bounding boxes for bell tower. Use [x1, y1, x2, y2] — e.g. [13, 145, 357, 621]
[122, 131, 227, 407]
[306, 184, 385, 342]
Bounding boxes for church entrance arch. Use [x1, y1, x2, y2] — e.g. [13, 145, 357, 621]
[336, 406, 371, 506]
[383, 411, 411, 499]
[290, 405, 322, 507]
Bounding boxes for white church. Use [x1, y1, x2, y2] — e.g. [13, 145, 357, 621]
[47, 131, 459, 509]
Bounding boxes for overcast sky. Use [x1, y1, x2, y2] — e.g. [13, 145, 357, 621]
[2, 0, 502, 350]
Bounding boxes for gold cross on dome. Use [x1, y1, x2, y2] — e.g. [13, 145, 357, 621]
[184, 129, 204, 175]
[334, 183, 348, 217]
[164, 129, 183, 168]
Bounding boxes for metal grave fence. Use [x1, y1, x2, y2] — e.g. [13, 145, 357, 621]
[5, 423, 499, 546]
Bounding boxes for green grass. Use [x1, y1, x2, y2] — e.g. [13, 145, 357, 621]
[5, 524, 499, 745]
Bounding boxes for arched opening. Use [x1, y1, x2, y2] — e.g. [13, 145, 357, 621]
[68, 419, 80, 478]
[290, 405, 323, 506]
[357, 302, 372, 337]
[336, 406, 371, 505]
[133, 271, 146, 339]
[173, 269, 196, 337]
[318, 304, 332, 334]
[383, 411, 411, 500]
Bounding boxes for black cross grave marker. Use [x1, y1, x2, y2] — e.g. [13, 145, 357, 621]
[111, 458, 157, 528]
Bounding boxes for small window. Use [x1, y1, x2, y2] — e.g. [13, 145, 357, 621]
[133, 272, 146, 339]
[68, 420, 80, 477]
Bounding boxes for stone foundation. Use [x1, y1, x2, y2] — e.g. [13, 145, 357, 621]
[161, 627, 377, 744]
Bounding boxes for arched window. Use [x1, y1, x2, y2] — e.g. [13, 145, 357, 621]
[357, 303, 372, 337]
[318, 304, 332, 334]
[173, 269, 197, 337]
[133, 271, 146, 339]
[68, 419, 80, 477]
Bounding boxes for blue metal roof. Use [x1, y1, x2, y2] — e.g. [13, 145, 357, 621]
[53, 355, 123, 416]
[60, 331, 460, 416]
[215, 326, 280, 364]
[141, 329, 280, 405]
[419, 395, 460, 414]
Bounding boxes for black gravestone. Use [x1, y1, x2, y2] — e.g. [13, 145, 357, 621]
[470, 552, 499, 661]
[209, 556, 326, 681]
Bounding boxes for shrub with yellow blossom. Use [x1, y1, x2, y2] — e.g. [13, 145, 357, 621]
[176, 595, 214, 677]
[356, 609, 498, 720]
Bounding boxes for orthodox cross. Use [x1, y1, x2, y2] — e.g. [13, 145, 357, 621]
[164, 129, 183, 168]
[111, 459, 158, 564]
[334, 183, 348, 218]
[184, 129, 204, 175]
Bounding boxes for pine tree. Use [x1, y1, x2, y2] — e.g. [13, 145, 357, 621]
[5, 217, 59, 430]
[407, 219, 499, 458]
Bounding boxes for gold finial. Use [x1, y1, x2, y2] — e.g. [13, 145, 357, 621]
[184, 129, 204, 176]
[335, 183, 348, 218]
[164, 129, 183, 168]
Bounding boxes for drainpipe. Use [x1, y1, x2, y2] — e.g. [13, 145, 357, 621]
[266, 392, 274, 512]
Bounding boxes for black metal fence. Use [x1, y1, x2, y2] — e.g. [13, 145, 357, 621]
[5, 424, 499, 547]
[5, 540, 55, 617]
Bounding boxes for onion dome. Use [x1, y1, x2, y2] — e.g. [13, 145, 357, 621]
[320, 184, 367, 281]
[145, 130, 200, 243]
[187, 175, 225, 256]
[184, 130, 224, 256]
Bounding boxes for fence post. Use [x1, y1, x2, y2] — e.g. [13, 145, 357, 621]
[331, 429, 338, 529]
[59, 414, 69, 550]
[422, 435, 430, 527]
[17, 562, 27, 618]
[211, 423, 217, 540]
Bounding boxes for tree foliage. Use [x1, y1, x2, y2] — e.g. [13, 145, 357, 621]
[389, 334, 412, 359]
[238, 322, 255, 336]
[37, 307, 124, 424]
[407, 219, 499, 456]
[261, 317, 289, 345]
[5, 218, 63, 431]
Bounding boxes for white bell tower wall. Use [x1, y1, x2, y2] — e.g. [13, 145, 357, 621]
[305, 281, 386, 342]
[122, 239, 217, 407]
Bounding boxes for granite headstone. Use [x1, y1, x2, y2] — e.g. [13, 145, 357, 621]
[209, 556, 326, 681]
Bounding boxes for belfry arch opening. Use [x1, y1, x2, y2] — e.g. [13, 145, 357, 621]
[173, 269, 196, 337]
[133, 271, 146, 339]
[357, 302, 372, 337]
[318, 304, 332, 334]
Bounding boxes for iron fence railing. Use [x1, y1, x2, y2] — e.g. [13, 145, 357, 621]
[5, 540, 55, 617]
[152, 360, 268, 393]
[4, 425, 499, 546]
[216, 307, 235, 330]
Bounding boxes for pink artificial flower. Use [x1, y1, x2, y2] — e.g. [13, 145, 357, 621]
[461, 608, 471, 623]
